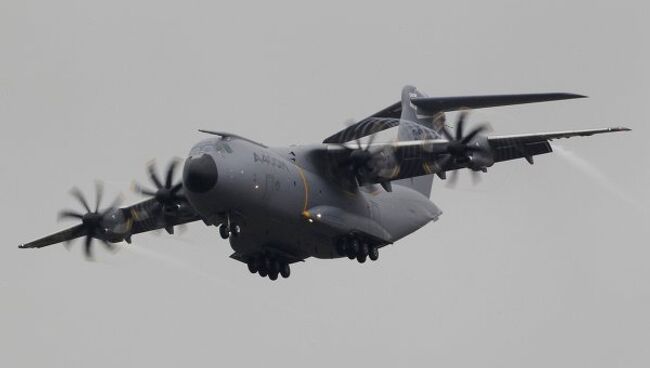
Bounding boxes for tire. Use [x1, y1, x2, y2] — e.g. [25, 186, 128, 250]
[270, 259, 280, 274]
[269, 272, 278, 281]
[258, 268, 268, 277]
[219, 225, 229, 239]
[359, 243, 369, 257]
[349, 238, 360, 254]
[357, 254, 367, 263]
[369, 246, 379, 261]
[247, 261, 258, 274]
[280, 263, 291, 278]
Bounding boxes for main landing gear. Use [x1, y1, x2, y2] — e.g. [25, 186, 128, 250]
[336, 236, 379, 263]
[247, 255, 291, 281]
[219, 222, 240, 239]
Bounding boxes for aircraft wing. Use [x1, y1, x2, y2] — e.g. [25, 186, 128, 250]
[486, 128, 629, 163]
[322, 127, 630, 185]
[19, 194, 204, 252]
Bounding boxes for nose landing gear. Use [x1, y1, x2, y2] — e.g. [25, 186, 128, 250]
[219, 222, 240, 239]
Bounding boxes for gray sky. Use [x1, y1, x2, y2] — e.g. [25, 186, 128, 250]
[1, 1, 649, 367]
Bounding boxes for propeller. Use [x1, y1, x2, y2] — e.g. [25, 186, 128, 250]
[58, 182, 122, 259]
[133, 159, 185, 234]
[334, 131, 397, 188]
[437, 111, 491, 186]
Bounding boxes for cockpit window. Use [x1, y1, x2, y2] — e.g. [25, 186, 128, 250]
[214, 141, 233, 154]
[190, 139, 234, 157]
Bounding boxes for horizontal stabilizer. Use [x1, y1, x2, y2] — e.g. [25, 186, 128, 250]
[411, 93, 586, 113]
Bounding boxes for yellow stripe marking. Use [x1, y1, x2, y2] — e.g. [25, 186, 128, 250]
[296, 166, 310, 213]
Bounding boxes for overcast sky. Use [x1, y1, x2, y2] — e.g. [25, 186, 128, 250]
[1, 1, 649, 367]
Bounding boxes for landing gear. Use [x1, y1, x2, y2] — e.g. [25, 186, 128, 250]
[336, 238, 347, 257]
[368, 246, 379, 261]
[251, 255, 291, 281]
[247, 259, 258, 273]
[337, 235, 380, 264]
[230, 224, 241, 237]
[219, 224, 230, 239]
[280, 263, 291, 278]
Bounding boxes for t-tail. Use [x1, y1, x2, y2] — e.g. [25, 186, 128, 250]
[394, 85, 587, 197]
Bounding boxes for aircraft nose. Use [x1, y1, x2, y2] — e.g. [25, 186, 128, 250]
[183, 154, 218, 193]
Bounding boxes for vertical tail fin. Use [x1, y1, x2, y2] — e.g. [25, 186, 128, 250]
[395, 86, 443, 197]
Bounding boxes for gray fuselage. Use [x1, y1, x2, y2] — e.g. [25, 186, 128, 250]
[182, 136, 442, 261]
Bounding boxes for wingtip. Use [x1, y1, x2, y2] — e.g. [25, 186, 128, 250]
[564, 93, 588, 99]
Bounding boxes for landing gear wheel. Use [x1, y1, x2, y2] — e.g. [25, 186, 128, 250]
[359, 243, 369, 257]
[269, 272, 278, 281]
[357, 254, 367, 263]
[349, 238, 360, 254]
[270, 259, 280, 274]
[219, 225, 230, 239]
[369, 246, 379, 261]
[247, 261, 258, 274]
[258, 268, 268, 277]
[280, 263, 291, 278]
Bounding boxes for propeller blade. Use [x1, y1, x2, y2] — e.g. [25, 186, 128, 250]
[84, 235, 93, 259]
[101, 194, 123, 216]
[133, 182, 157, 197]
[455, 111, 468, 140]
[58, 210, 84, 221]
[471, 170, 482, 185]
[461, 124, 489, 144]
[170, 182, 183, 195]
[70, 187, 92, 213]
[101, 239, 115, 252]
[165, 160, 179, 188]
[94, 181, 104, 213]
[147, 162, 163, 189]
[441, 126, 454, 141]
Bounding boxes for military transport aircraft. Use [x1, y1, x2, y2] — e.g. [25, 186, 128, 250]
[20, 86, 629, 280]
